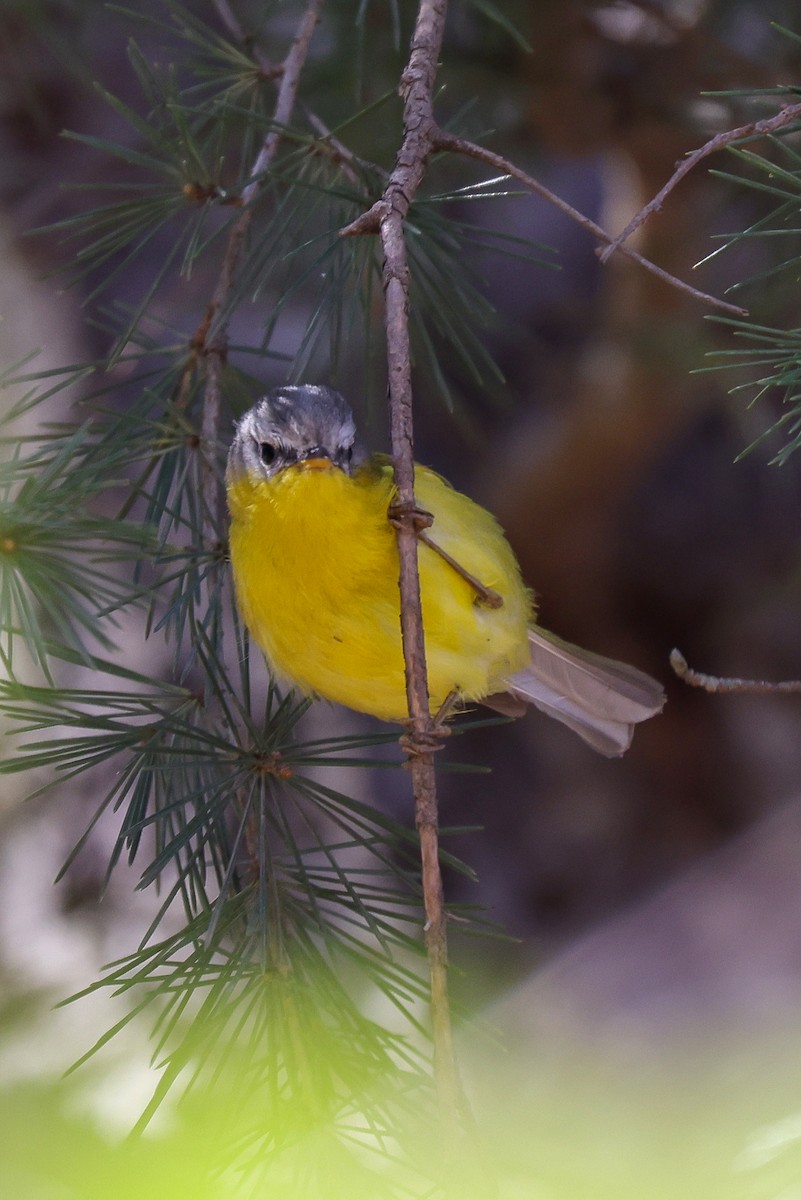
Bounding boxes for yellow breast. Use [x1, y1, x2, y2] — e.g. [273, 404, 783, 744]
[226, 455, 533, 721]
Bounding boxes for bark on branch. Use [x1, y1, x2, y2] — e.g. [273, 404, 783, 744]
[671, 649, 801, 694]
[199, 0, 325, 547]
[360, 0, 466, 1133]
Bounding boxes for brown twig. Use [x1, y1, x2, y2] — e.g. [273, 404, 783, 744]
[197, 0, 324, 548]
[213, 0, 368, 187]
[430, 131, 749, 318]
[670, 648, 801, 694]
[418, 530, 504, 609]
[300, 103, 376, 188]
[599, 100, 801, 265]
[347, 0, 466, 1134]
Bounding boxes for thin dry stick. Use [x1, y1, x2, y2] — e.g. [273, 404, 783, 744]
[599, 100, 801, 264]
[671, 648, 801, 694]
[346, 0, 465, 1130]
[431, 130, 748, 318]
[198, 0, 325, 546]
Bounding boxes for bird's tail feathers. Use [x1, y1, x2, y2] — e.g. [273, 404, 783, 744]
[505, 627, 665, 757]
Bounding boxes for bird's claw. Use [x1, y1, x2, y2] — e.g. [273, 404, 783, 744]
[399, 719, 452, 764]
[388, 500, 434, 532]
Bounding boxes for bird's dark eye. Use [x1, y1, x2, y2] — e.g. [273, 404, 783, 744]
[260, 442, 277, 465]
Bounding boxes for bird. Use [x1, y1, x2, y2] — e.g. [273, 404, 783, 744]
[225, 385, 664, 756]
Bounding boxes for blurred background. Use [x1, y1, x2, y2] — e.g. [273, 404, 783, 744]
[2, 0, 801, 1192]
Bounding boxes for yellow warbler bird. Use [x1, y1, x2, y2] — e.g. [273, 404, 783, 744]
[226, 385, 664, 756]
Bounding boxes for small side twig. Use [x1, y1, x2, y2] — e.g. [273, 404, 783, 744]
[431, 130, 748, 318]
[671, 648, 801, 694]
[300, 104, 375, 187]
[599, 100, 801, 264]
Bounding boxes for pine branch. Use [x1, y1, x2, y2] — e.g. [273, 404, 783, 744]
[431, 132, 749, 318]
[343, 135, 745, 321]
[598, 98, 801, 266]
[197, 0, 325, 548]
[340, 0, 469, 1140]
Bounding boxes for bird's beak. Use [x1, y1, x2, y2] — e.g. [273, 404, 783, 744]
[298, 447, 334, 471]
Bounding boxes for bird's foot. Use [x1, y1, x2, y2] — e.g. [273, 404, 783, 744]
[399, 692, 459, 763]
[399, 725, 451, 759]
[388, 499, 434, 532]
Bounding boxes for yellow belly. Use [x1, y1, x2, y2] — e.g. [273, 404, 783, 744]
[226, 456, 533, 721]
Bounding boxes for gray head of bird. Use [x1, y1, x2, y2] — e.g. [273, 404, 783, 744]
[226, 385, 367, 482]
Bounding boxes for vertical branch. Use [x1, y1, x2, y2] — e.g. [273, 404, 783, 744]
[343, 0, 464, 1126]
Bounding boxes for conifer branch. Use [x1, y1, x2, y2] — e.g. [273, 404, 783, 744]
[348, 0, 467, 1135]
[198, 0, 325, 547]
[344, 110, 748, 324]
[598, 99, 801, 265]
[430, 131, 749, 317]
